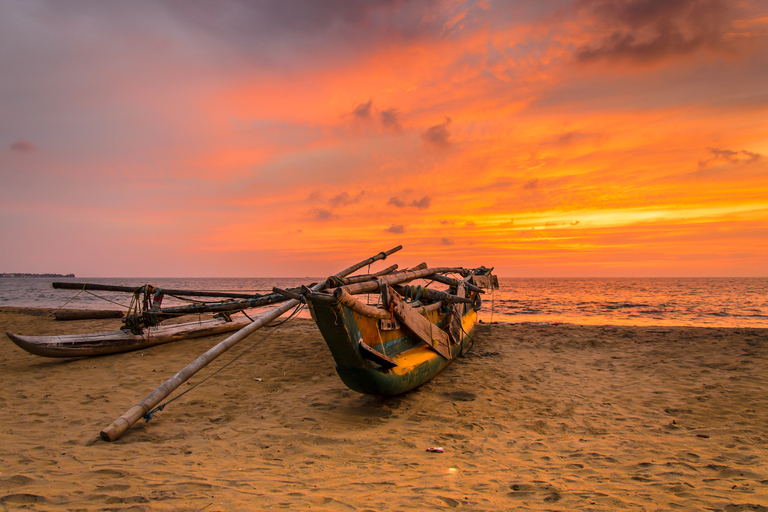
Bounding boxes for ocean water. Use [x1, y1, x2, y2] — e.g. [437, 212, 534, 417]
[0, 276, 766, 328]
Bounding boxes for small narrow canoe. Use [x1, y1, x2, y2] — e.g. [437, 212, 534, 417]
[304, 269, 494, 395]
[6, 315, 251, 358]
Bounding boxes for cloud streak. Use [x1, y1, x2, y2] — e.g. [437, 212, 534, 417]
[387, 196, 432, 209]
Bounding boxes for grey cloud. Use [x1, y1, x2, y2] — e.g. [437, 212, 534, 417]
[386, 224, 405, 233]
[330, 191, 365, 207]
[574, 0, 734, 63]
[698, 147, 763, 168]
[154, 0, 446, 70]
[10, 140, 36, 152]
[541, 131, 603, 147]
[422, 117, 452, 150]
[309, 208, 338, 221]
[352, 100, 373, 120]
[380, 108, 403, 132]
[387, 196, 431, 209]
[523, 179, 538, 190]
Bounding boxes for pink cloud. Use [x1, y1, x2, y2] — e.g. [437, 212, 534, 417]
[10, 140, 36, 153]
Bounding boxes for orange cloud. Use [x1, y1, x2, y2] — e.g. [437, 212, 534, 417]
[2, 1, 767, 276]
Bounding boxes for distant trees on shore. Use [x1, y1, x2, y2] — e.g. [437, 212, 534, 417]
[0, 273, 75, 278]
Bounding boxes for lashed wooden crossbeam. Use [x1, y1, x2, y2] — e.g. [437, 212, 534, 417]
[428, 273, 485, 294]
[391, 284, 473, 304]
[329, 266, 463, 297]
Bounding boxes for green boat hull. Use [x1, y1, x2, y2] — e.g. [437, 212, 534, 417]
[306, 294, 478, 395]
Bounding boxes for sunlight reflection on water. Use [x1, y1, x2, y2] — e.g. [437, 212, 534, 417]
[1, 276, 766, 328]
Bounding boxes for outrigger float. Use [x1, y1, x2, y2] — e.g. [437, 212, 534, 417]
[5, 282, 312, 357]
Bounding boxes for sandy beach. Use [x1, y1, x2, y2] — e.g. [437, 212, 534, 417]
[1, 307, 766, 511]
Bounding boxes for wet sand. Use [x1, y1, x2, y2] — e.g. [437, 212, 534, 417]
[1, 307, 767, 511]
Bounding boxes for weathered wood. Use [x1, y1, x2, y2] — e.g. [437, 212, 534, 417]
[359, 340, 398, 369]
[270, 287, 303, 302]
[427, 274, 484, 294]
[100, 245, 402, 442]
[387, 285, 451, 360]
[54, 309, 124, 321]
[52, 282, 264, 299]
[335, 245, 402, 278]
[470, 274, 499, 290]
[334, 289, 389, 319]
[145, 291, 294, 319]
[325, 289, 443, 320]
[304, 264, 488, 396]
[391, 284, 473, 304]
[449, 281, 466, 344]
[332, 266, 462, 296]
[329, 264, 399, 286]
[419, 302, 444, 314]
[8, 315, 251, 358]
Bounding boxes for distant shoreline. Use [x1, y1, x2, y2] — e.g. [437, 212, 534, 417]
[0, 273, 75, 278]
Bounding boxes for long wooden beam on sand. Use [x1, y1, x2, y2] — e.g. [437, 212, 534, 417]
[99, 245, 402, 442]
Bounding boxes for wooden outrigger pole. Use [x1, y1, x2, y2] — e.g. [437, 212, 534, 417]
[52, 281, 265, 299]
[53, 281, 308, 330]
[100, 246, 403, 442]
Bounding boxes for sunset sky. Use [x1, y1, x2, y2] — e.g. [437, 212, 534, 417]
[1, 0, 767, 277]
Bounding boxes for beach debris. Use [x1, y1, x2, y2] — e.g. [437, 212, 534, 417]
[426, 447, 444, 453]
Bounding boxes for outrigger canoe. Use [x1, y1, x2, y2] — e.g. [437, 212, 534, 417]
[5, 282, 304, 358]
[6, 314, 253, 358]
[303, 265, 498, 395]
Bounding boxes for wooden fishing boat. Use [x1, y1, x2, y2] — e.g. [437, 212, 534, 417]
[6, 314, 253, 358]
[7, 269, 400, 358]
[303, 265, 498, 395]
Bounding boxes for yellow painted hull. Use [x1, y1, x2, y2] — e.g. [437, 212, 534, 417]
[306, 294, 478, 395]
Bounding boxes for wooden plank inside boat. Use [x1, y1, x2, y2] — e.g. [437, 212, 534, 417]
[449, 281, 466, 344]
[359, 340, 398, 369]
[386, 285, 451, 360]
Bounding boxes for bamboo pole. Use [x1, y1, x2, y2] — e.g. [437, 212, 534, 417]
[331, 263, 399, 285]
[99, 245, 402, 442]
[145, 289, 304, 318]
[54, 309, 124, 321]
[391, 284, 473, 304]
[330, 266, 462, 296]
[427, 273, 485, 294]
[52, 282, 265, 300]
